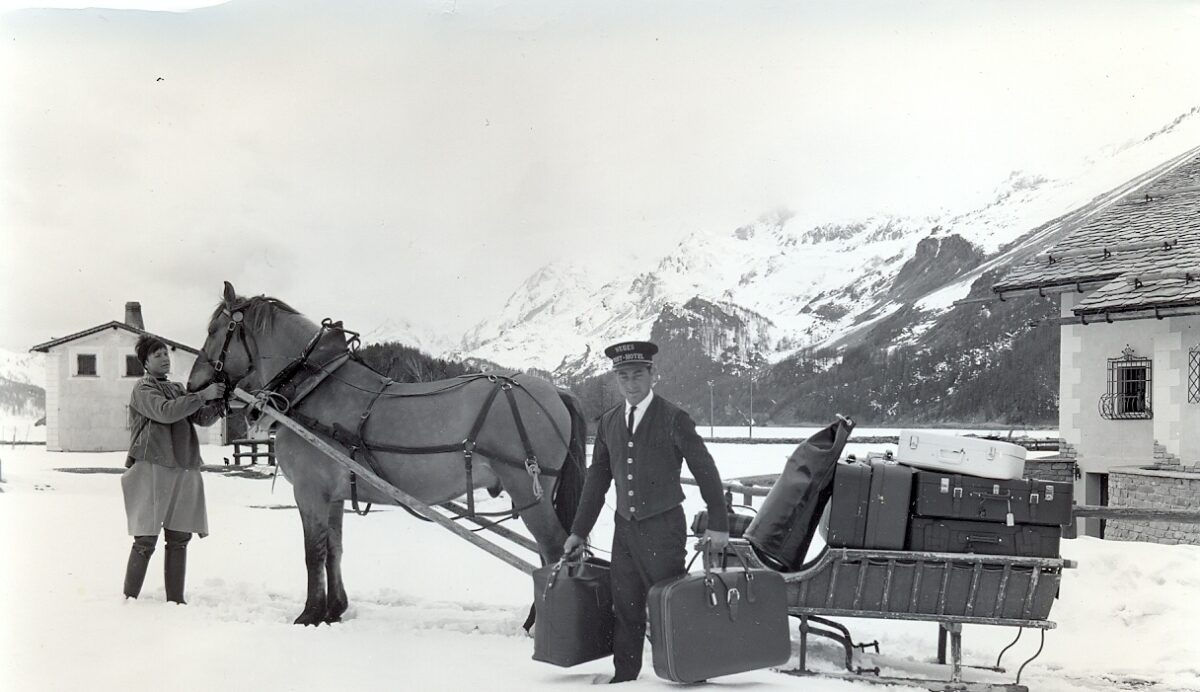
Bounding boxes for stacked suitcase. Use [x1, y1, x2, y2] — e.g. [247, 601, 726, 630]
[826, 431, 1074, 558]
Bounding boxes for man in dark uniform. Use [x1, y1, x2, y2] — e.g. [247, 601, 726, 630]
[563, 340, 729, 684]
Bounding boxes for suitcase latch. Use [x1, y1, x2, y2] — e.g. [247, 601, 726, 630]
[987, 446, 997, 460]
[908, 435, 919, 450]
[940, 478, 950, 494]
[727, 588, 741, 621]
[1046, 485, 1055, 502]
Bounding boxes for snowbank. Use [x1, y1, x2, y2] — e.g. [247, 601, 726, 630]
[0, 443, 1196, 692]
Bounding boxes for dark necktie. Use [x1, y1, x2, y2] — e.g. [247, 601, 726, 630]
[627, 404, 637, 435]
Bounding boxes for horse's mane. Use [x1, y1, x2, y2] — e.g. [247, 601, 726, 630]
[210, 294, 300, 333]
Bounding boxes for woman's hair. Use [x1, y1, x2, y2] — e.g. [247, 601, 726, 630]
[135, 334, 168, 365]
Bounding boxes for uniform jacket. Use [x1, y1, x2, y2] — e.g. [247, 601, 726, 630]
[127, 376, 223, 470]
[572, 393, 729, 537]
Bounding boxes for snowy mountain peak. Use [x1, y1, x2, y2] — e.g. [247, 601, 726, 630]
[452, 110, 1200, 379]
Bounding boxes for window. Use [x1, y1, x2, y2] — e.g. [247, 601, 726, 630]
[1099, 346, 1152, 420]
[1190, 347, 1200, 404]
[125, 355, 144, 377]
[76, 353, 97, 377]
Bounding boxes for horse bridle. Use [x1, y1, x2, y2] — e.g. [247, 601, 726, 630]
[209, 304, 255, 390]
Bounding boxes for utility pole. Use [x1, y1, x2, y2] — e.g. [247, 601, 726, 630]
[748, 370, 755, 439]
[707, 380, 715, 440]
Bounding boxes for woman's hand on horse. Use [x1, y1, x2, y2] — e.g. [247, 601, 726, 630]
[562, 534, 586, 559]
[200, 382, 227, 401]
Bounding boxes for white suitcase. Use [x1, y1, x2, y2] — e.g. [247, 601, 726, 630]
[895, 430, 1027, 480]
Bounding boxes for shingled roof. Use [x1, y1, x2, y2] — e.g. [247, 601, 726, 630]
[29, 321, 200, 355]
[993, 147, 1200, 316]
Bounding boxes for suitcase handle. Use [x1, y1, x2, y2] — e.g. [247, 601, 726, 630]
[971, 490, 1013, 501]
[965, 534, 1004, 545]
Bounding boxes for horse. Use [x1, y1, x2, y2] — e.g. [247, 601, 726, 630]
[187, 282, 586, 625]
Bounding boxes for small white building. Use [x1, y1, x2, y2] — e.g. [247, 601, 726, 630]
[29, 302, 223, 452]
[994, 147, 1200, 544]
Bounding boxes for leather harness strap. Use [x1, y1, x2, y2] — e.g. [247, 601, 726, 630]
[222, 307, 558, 523]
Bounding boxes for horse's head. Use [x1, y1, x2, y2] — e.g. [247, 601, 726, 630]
[188, 281, 256, 394]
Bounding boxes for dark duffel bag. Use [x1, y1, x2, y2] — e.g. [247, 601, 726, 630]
[912, 472, 1074, 526]
[648, 548, 791, 683]
[907, 517, 1062, 558]
[745, 416, 855, 571]
[531, 554, 614, 667]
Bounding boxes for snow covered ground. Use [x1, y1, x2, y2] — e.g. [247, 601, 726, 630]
[1, 441, 1197, 692]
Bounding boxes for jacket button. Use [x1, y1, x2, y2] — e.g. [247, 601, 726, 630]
[627, 458, 633, 464]
[627, 490, 634, 496]
[630, 507, 636, 513]
[628, 441, 634, 448]
[627, 474, 633, 480]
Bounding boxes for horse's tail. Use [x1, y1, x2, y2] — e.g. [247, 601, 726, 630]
[552, 388, 587, 533]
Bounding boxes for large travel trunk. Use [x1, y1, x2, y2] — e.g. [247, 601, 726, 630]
[531, 556, 614, 667]
[826, 461, 914, 550]
[907, 517, 1062, 558]
[648, 551, 791, 683]
[912, 472, 1074, 527]
[745, 417, 855, 571]
[896, 430, 1027, 480]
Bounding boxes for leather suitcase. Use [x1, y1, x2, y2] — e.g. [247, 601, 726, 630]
[913, 472, 1074, 526]
[907, 517, 1062, 558]
[746, 416, 855, 571]
[531, 556, 614, 667]
[648, 550, 791, 683]
[827, 461, 913, 549]
[864, 462, 915, 549]
[896, 430, 1026, 480]
[825, 462, 871, 548]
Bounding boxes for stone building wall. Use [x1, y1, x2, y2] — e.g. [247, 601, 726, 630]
[1023, 459, 1076, 484]
[1105, 467, 1200, 546]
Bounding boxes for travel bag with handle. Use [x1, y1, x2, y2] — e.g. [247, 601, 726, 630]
[648, 545, 791, 683]
[907, 517, 1062, 558]
[895, 430, 1027, 480]
[912, 472, 1074, 526]
[531, 553, 614, 667]
[745, 415, 855, 571]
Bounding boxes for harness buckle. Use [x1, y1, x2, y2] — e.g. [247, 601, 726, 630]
[462, 439, 476, 458]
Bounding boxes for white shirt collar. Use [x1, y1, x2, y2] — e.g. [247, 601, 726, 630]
[624, 389, 654, 433]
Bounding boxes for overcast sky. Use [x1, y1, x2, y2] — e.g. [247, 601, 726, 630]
[2, 0, 1199, 353]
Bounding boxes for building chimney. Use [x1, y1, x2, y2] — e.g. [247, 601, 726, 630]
[124, 302, 145, 330]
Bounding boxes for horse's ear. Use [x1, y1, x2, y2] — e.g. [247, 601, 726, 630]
[223, 281, 237, 306]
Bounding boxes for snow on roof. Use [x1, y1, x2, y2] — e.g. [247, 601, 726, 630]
[28, 321, 200, 355]
[994, 148, 1200, 315]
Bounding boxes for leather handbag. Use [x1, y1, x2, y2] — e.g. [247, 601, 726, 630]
[648, 547, 791, 683]
[531, 553, 614, 667]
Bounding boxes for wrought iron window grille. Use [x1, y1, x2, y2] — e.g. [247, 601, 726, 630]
[1099, 345, 1152, 420]
[1189, 347, 1200, 404]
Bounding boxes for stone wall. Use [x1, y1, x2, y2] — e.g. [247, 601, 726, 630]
[1105, 466, 1200, 546]
[1023, 459, 1076, 484]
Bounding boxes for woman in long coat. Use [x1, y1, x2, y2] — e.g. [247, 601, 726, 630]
[121, 335, 225, 603]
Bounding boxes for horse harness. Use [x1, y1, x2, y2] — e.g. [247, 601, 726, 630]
[213, 306, 559, 523]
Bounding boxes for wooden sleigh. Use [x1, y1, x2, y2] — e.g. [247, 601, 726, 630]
[727, 538, 1075, 692]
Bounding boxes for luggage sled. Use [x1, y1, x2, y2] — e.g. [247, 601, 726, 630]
[727, 539, 1074, 692]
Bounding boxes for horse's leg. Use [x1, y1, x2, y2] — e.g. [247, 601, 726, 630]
[514, 476, 569, 565]
[323, 500, 348, 623]
[294, 488, 331, 626]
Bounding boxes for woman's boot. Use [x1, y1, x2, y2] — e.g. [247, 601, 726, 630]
[164, 529, 191, 604]
[123, 536, 157, 599]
